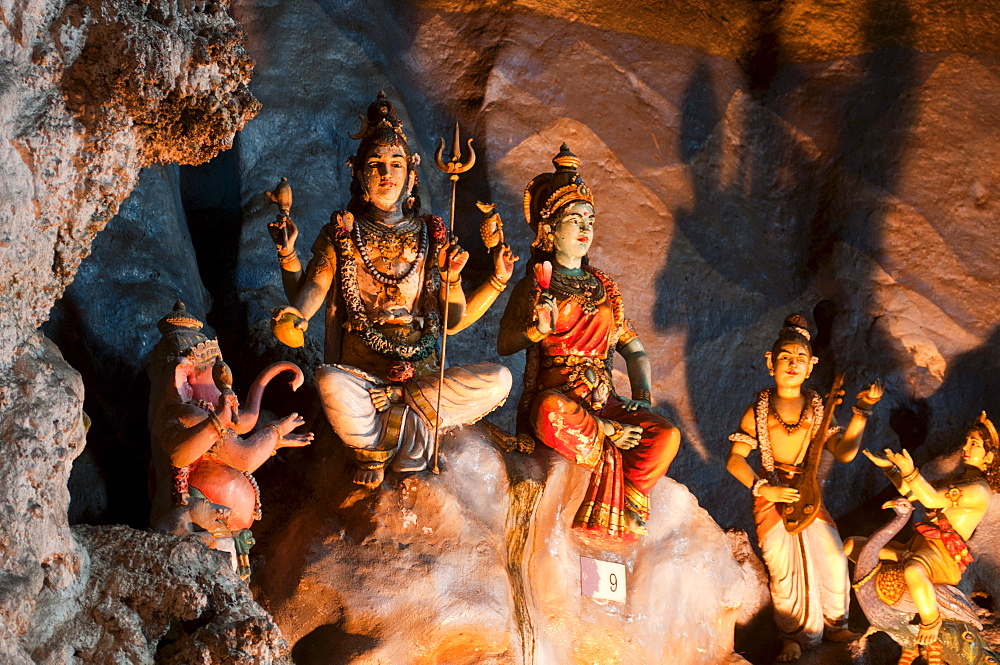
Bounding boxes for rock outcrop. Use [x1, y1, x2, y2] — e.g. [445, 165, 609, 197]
[32, 526, 289, 664]
[252, 426, 746, 665]
[0, 0, 260, 661]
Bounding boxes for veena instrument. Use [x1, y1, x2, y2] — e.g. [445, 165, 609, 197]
[780, 371, 845, 535]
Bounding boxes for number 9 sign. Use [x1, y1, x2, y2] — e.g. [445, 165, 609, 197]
[580, 556, 627, 603]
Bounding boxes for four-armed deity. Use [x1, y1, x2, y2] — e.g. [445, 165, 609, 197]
[147, 301, 313, 579]
[267, 92, 513, 488]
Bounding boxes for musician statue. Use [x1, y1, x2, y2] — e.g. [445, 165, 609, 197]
[497, 144, 681, 539]
[726, 314, 883, 662]
[846, 412, 1000, 662]
[268, 92, 514, 488]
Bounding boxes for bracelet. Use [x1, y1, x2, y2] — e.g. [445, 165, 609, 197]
[267, 423, 282, 438]
[751, 478, 769, 497]
[488, 275, 508, 292]
[852, 405, 872, 418]
[902, 468, 920, 483]
[277, 249, 298, 265]
[919, 615, 942, 630]
[206, 412, 227, 439]
[440, 272, 462, 287]
[526, 325, 550, 342]
[632, 389, 652, 403]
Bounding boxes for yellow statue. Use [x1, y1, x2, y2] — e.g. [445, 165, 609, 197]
[726, 314, 883, 662]
[848, 412, 1000, 655]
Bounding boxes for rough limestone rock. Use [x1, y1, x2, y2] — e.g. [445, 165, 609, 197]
[0, 337, 87, 665]
[30, 525, 289, 664]
[0, 0, 261, 660]
[252, 426, 746, 664]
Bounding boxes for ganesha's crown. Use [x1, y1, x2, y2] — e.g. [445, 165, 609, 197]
[149, 301, 221, 370]
[183, 339, 222, 366]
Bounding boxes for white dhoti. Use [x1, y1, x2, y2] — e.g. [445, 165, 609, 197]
[756, 502, 850, 648]
[316, 362, 512, 472]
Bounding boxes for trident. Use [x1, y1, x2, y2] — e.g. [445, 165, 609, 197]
[430, 123, 476, 473]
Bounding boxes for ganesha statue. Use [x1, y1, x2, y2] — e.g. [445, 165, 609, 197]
[147, 301, 312, 579]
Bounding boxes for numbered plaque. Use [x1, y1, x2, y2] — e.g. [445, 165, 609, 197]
[580, 556, 626, 603]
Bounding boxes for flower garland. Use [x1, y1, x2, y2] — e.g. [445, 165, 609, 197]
[333, 213, 446, 363]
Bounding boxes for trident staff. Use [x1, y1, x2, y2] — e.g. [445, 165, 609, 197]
[431, 123, 475, 473]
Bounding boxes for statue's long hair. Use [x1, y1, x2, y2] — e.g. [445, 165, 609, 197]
[972, 421, 1000, 492]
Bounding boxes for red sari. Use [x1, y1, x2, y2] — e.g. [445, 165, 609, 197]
[527, 268, 675, 537]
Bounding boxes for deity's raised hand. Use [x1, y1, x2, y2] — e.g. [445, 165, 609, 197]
[862, 448, 895, 469]
[882, 448, 915, 476]
[271, 305, 307, 348]
[269, 412, 313, 449]
[856, 380, 884, 409]
[437, 235, 469, 279]
[534, 292, 558, 335]
[267, 216, 298, 254]
[492, 243, 519, 284]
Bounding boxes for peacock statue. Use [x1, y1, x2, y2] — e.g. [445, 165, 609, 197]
[853, 496, 1000, 665]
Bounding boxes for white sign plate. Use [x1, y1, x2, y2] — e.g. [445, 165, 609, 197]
[580, 556, 626, 603]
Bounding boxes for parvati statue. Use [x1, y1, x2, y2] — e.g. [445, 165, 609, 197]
[497, 144, 680, 539]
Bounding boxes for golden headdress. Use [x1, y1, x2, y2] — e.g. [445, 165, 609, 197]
[150, 301, 221, 368]
[524, 144, 595, 251]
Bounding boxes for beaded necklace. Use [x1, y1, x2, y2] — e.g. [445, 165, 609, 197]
[352, 216, 426, 286]
[767, 389, 811, 435]
[333, 214, 445, 362]
[549, 269, 604, 314]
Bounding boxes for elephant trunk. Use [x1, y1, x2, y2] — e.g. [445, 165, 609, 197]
[233, 361, 305, 435]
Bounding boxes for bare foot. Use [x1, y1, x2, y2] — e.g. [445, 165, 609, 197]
[824, 627, 861, 643]
[353, 466, 384, 488]
[776, 639, 801, 662]
[625, 510, 648, 536]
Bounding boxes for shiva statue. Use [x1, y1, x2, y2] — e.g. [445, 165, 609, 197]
[497, 144, 680, 539]
[269, 93, 514, 488]
[726, 314, 883, 662]
[846, 412, 1000, 663]
[148, 301, 313, 579]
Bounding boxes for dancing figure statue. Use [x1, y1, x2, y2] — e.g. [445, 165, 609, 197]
[497, 144, 680, 539]
[269, 93, 514, 488]
[148, 302, 312, 579]
[846, 412, 1000, 664]
[726, 314, 883, 661]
